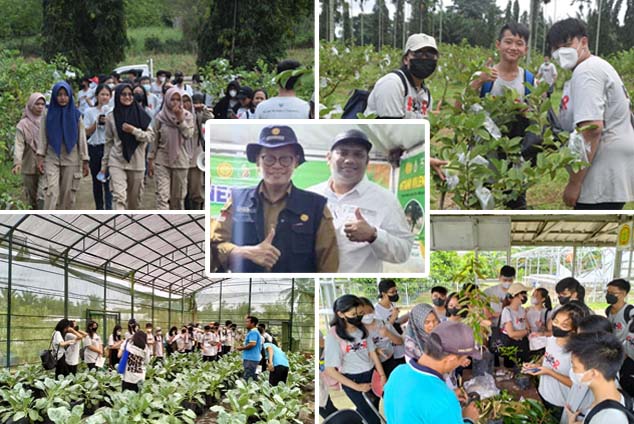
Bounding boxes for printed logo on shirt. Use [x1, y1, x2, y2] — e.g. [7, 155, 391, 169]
[626, 335, 634, 346]
[346, 340, 368, 353]
[127, 352, 144, 374]
[515, 317, 525, 325]
[406, 96, 413, 112]
[561, 95, 570, 111]
[544, 351, 560, 370]
[616, 322, 624, 331]
[422, 100, 428, 115]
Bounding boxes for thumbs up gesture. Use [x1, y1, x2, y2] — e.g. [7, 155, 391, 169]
[236, 226, 281, 270]
[344, 208, 377, 243]
[479, 57, 498, 84]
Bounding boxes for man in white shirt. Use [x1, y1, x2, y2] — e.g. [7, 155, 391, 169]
[309, 129, 414, 272]
[536, 55, 558, 98]
[254, 60, 310, 119]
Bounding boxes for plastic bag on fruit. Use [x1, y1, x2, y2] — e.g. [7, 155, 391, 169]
[470, 104, 502, 140]
[463, 372, 500, 399]
[567, 130, 590, 163]
[475, 185, 495, 209]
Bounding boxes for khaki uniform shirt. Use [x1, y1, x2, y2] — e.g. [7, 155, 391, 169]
[102, 113, 155, 171]
[37, 110, 88, 165]
[149, 115, 195, 169]
[210, 183, 339, 272]
[189, 108, 213, 168]
[13, 128, 39, 174]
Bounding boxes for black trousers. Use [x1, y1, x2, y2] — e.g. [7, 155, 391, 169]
[575, 202, 625, 210]
[88, 144, 112, 210]
[341, 369, 380, 424]
[500, 334, 530, 368]
[55, 355, 68, 377]
[319, 394, 338, 419]
[66, 364, 77, 375]
[269, 365, 289, 386]
[620, 356, 634, 398]
[122, 381, 139, 392]
[381, 356, 405, 380]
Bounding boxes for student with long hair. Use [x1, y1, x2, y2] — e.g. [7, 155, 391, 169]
[84, 320, 103, 370]
[120, 330, 150, 392]
[64, 320, 87, 375]
[107, 324, 124, 368]
[84, 83, 113, 209]
[498, 283, 531, 368]
[13, 93, 46, 209]
[324, 294, 386, 424]
[52, 318, 77, 377]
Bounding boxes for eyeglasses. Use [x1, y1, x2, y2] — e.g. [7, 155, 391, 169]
[409, 50, 438, 59]
[260, 155, 295, 167]
[120, 92, 133, 98]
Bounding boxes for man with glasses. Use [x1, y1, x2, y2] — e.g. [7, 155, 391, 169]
[364, 33, 439, 118]
[210, 125, 338, 273]
[309, 129, 413, 272]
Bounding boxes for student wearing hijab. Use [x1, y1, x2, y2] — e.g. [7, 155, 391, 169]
[132, 84, 155, 119]
[101, 83, 154, 210]
[148, 87, 195, 210]
[36, 81, 89, 209]
[185, 93, 213, 210]
[403, 303, 440, 362]
[13, 93, 46, 209]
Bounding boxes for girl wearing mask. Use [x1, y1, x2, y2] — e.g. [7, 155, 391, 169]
[120, 331, 151, 392]
[149, 87, 194, 210]
[84, 320, 103, 370]
[527, 288, 553, 356]
[154, 327, 164, 360]
[108, 325, 124, 369]
[132, 84, 155, 119]
[84, 84, 113, 210]
[12, 93, 46, 209]
[37, 81, 89, 209]
[358, 297, 404, 379]
[499, 283, 531, 368]
[52, 318, 77, 377]
[101, 84, 154, 210]
[64, 320, 87, 375]
[523, 303, 588, 419]
[549, 278, 592, 332]
[324, 294, 386, 424]
[446, 292, 465, 322]
[183, 93, 208, 210]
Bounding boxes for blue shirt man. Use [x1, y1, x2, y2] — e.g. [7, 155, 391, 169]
[236, 316, 262, 381]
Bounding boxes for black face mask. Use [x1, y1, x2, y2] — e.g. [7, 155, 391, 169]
[346, 316, 363, 326]
[432, 298, 445, 307]
[388, 294, 400, 302]
[447, 307, 461, 317]
[408, 58, 437, 79]
[174, 77, 184, 85]
[552, 326, 571, 338]
[606, 293, 619, 305]
[520, 295, 528, 305]
[133, 93, 145, 103]
[558, 296, 571, 305]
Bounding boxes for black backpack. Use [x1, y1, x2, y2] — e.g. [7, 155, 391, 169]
[584, 393, 634, 423]
[341, 70, 408, 119]
[606, 304, 634, 331]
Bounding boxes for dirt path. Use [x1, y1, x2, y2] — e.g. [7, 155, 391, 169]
[75, 174, 158, 210]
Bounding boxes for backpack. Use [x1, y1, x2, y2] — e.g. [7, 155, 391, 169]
[583, 393, 634, 423]
[341, 70, 408, 119]
[606, 304, 634, 332]
[479, 69, 535, 98]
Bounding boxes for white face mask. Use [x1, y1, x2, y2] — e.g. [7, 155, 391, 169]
[553, 47, 579, 70]
[108, 83, 115, 89]
[569, 368, 591, 387]
[502, 282, 512, 289]
[362, 314, 375, 325]
[159, 76, 166, 83]
[229, 90, 238, 98]
[531, 298, 539, 306]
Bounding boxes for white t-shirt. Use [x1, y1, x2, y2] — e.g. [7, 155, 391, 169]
[78, 87, 95, 115]
[83, 334, 102, 364]
[366, 319, 399, 361]
[324, 327, 376, 375]
[500, 306, 528, 333]
[607, 304, 634, 343]
[487, 67, 527, 97]
[538, 62, 558, 85]
[65, 333, 81, 366]
[202, 332, 220, 356]
[123, 343, 151, 384]
[484, 284, 508, 317]
[308, 178, 415, 273]
[84, 105, 112, 146]
[585, 396, 628, 423]
[52, 331, 65, 360]
[538, 336, 571, 406]
[560, 383, 594, 424]
[559, 55, 634, 204]
[253, 96, 310, 119]
[365, 70, 432, 118]
[223, 329, 234, 346]
[526, 307, 551, 333]
[374, 302, 406, 359]
[154, 335, 164, 357]
[108, 334, 122, 348]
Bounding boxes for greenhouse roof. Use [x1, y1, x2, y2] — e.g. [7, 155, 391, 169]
[0, 214, 225, 294]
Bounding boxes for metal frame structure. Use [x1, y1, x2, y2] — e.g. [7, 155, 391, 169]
[0, 214, 306, 367]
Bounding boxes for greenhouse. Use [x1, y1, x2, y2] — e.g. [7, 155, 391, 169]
[0, 214, 314, 423]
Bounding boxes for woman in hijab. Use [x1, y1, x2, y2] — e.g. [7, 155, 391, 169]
[101, 83, 154, 210]
[36, 81, 89, 209]
[149, 87, 194, 210]
[403, 303, 440, 362]
[184, 92, 211, 210]
[13, 93, 46, 209]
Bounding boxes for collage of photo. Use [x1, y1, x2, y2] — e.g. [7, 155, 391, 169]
[1, 0, 634, 423]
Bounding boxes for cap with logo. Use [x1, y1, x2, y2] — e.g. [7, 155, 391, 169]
[430, 320, 482, 359]
[246, 125, 306, 164]
[330, 129, 373, 153]
[404, 33, 438, 55]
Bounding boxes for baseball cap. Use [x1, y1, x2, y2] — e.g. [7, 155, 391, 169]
[404, 33, 438, 55]
[507, 283, 530, 297]
[431, 321, 482, 359]
[330, 129, 373, 153]
[236, 86, 254, 100]
[246, 125, 306, 164]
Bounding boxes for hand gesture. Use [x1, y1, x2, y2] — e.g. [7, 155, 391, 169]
[122, 123, 135, 134]
[11, 164, 21, 175]
[479, 57, 498, 83]
[344, 208, 377, 242]
[244, 227, 281, 270]
[430, 157, 448, 181]
[174, 103, 184, 121]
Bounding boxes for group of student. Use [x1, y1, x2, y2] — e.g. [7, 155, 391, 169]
[320, 272, 634, 423]
[367, 18, 634, 210]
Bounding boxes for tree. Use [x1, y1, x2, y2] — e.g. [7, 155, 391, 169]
[197, 0, 312, 69]
[513, 0, 520, 22]
[42, 0, 127, 75]
[504, 0, 514, 22]
[622, 0, 634, 50]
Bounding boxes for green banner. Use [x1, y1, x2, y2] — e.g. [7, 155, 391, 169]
[397, 152, 425, 260]
[210, 155, 392, 216]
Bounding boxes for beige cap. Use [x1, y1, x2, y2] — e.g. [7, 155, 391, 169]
[507, 283, 530, 297]
[404, 33, 438, 55]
